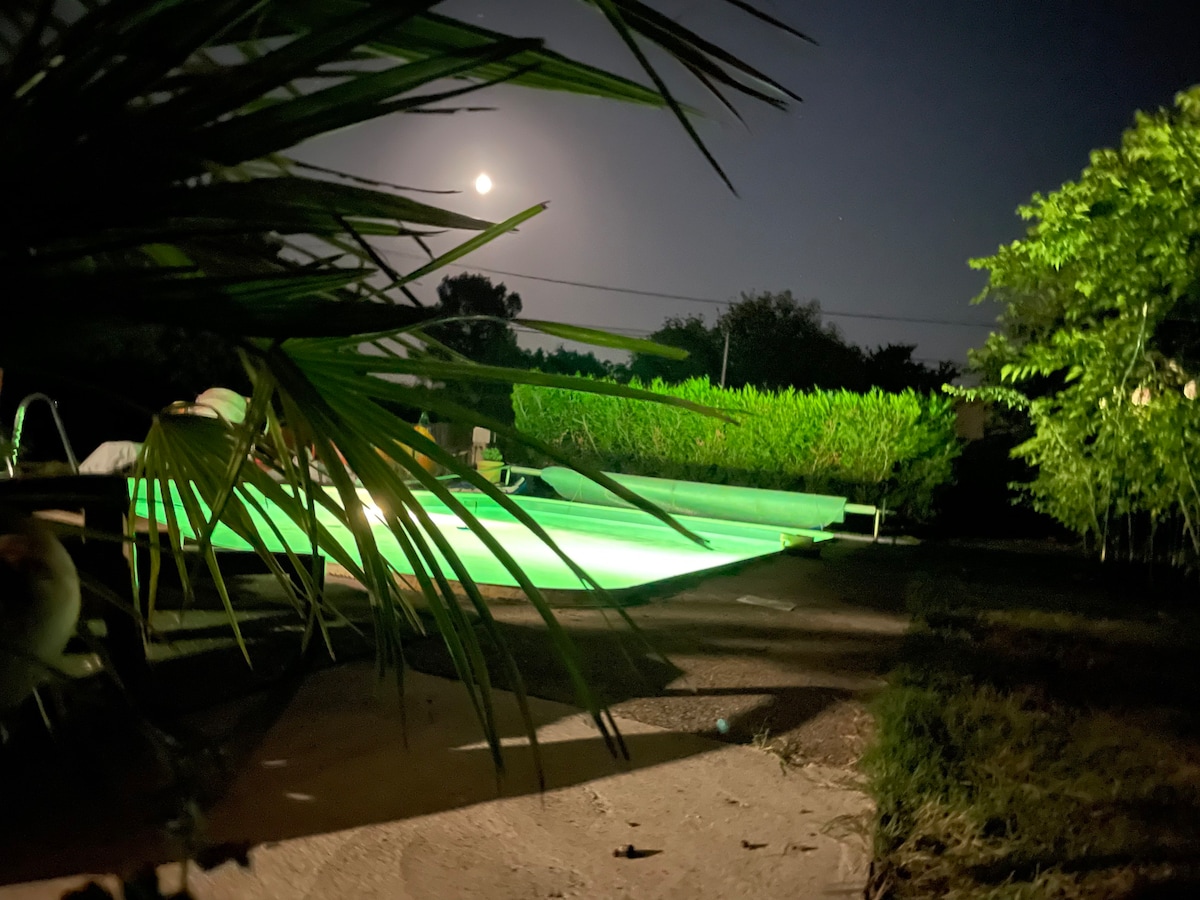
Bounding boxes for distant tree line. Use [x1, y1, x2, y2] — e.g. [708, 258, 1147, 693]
[628, 291, 958, 393]
[427, 275, 959, 422]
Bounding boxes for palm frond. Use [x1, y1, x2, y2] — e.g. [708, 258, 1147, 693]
[1, 0, 812, 779]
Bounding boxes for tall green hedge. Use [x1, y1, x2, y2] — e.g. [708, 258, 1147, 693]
[512, 378, 961, 519]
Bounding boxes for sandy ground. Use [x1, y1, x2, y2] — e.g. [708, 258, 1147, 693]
[7, 668, 874, 900]
[0, 540, 911, 899]
[400, 540, 909, 768]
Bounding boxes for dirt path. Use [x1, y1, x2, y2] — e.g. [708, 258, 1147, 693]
[7, 665, 879, 900]
[1, 541, 913, 899]
[474, 542, 910, 768]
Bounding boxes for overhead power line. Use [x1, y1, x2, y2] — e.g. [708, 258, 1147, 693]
[387, 249, 996, 329]
[510, 324, 966, 367]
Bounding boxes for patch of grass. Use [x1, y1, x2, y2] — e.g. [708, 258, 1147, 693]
[863, 567, 1200, 899]
[751, 722, 799, 774]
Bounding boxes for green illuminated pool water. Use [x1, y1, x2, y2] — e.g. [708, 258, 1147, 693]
[130, 481, 831, 592]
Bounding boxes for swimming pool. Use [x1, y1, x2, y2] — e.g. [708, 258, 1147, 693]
[129, 481, 834, 593]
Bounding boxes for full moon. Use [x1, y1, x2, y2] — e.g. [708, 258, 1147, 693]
[474, 173, 493, 195]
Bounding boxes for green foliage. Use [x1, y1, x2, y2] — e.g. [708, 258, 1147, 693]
[513, 377, 961, 517]
[866, 343, 960, 394]
[423, 275, 641, 418]
[630, 293, 958, 392]
[968, 86, 1200, 571]
[630, 314, 727, 384]
[427, 274, 524, 362]
[0, 0, 810, 775]
[481, 446, 504, 462]
[716, 291, 868, 391]
[522, 346, 629, 381]
[425, 274, 526, 423]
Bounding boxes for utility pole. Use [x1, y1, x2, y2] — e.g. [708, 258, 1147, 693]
[719, 327, 730, 388]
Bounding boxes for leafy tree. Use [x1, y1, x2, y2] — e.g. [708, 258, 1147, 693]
[524, 347, 622, 379]
[425, 274, 526, 422]
[427, 274, 525, 364]
[966, 86, 1200, 570]
[864, 344, 959, 394]
[717, 291, 868, 391]
[0, 0, 810, 779]
[630, 315, 725, 383]
[631, 297, 956, 393]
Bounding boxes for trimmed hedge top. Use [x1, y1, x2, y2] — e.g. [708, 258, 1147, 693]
[513, 378, 961, 519]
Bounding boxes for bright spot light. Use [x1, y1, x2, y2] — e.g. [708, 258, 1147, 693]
[475, 172, 493, 194]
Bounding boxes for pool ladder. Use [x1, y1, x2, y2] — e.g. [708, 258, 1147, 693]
[4, 392, 80, 478]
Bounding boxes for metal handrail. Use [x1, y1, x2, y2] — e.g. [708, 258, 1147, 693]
[8, 392, 80, 476]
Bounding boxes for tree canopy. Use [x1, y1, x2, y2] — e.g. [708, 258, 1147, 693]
[524, 347, 628, 380]
[427, 274, 525, 364]
[630, 291, 956, 393]
[967, 85, 1200, 569]
[424, 273, 526, 422]
[629, 314, 726, 384]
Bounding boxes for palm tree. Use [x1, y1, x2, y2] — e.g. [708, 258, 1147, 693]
[0, 0, 809, 772]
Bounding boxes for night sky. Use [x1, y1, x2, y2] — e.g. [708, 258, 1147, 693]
[297, 1, 1199, 369]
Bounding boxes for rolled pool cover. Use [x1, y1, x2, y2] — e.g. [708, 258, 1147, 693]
[539, 467, 847, 531]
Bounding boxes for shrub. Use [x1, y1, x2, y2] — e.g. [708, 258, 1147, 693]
[966, 88, 1200, 572]
[512, 377, 961, 519]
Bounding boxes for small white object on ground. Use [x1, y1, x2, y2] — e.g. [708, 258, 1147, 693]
[735, 595, 796, 612]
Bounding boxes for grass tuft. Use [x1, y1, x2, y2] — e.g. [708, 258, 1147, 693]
[863, 562, 1200, 899]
